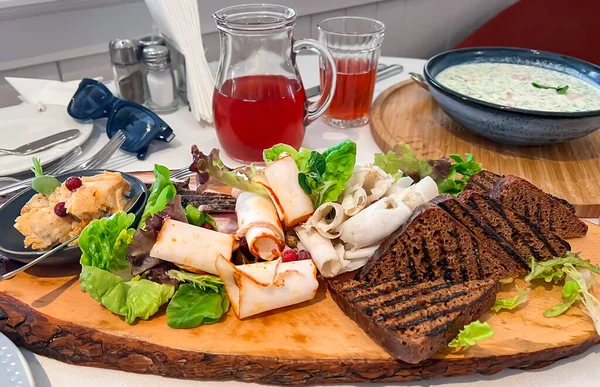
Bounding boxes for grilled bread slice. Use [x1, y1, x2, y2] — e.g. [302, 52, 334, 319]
[490, 175, 587, 238]
[358, 203, 521, 284]
[328, 278, 498, 364]
[458, 191, 571, 261]
[466, 171, 576, 214]
[432, 194, 529, 273]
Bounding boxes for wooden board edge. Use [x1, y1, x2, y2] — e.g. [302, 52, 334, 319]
[2, 292, 599, 385]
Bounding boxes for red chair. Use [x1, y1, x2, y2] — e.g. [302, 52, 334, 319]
[456, 0, 600, 65]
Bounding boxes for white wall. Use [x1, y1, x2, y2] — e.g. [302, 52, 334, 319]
[0, 0, 519, 107]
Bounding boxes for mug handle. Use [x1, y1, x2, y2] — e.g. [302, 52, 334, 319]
[293, 39, 337, 125]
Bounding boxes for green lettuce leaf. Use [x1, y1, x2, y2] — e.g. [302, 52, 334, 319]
[167, 269, 224, 293]
[166, 284, 229, 328]
[525, 252, 600, 284]
[190, 147, 267, 197]
[140, 164, 177, 227]
[447, 321, 494, 349]
[560, 265, 600, 334]
[544, 279, 581, 317]
[491, 285, 530, 312]
[263, 141, 357, 208]
[80, 265, 174, 324]
[184, 205, 217, 229]
[372, 142, 481, 194]
[79, 212, 135, 276]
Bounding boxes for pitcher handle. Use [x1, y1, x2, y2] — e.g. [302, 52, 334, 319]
[293, 39, 337, 125]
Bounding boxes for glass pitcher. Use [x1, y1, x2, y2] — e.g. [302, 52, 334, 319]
[213, 4, 337, 162]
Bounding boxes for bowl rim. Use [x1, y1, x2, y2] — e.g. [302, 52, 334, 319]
[0, 169, 148, 259]
[424, 46, 600, 118]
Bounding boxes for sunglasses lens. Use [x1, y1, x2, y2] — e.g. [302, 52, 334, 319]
[110, 106, 158, 151]
[70, 84, 111, 118]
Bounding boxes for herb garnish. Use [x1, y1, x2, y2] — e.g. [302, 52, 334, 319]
[531, 82, 569, 94]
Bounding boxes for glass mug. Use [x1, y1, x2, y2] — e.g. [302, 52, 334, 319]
[213, 4, 337, 162]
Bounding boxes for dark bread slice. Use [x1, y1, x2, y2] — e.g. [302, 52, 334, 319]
[466, 171, 576, 214]
[358, 203, 515, 284]
[328, 278, 498, 364]
[458, 191, 571, 261]
[432, 194, 528, 273]
[490, 175, 587, 238]
[464, 170, 502, 194]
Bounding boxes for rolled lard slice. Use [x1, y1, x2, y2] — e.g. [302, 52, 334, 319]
[307, 202, 346, 239]
[339, 197, 412, 250]
[385, 176, 414, 198]
[400, 176, 439, 210]
[236, 192, 284, 260]
[150, 218, 235, 275]
[255, 155, 314, 228]
[295, 225, 344, 278]
[215, 256, 318, 319]
[337, 244, 379, 274]
[341, 165, 395, 216]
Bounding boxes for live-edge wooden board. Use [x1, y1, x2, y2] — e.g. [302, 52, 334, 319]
[370, 80, 600, 218]
[1, 219, 600, 384]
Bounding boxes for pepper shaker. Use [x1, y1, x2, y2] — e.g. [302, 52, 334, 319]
[109, 39, 145, 104]
[142, 45, 178, 114]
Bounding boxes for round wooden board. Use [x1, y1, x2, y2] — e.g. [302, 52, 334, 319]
[369, 80, 600, 218]
[0, 223, 599, 385]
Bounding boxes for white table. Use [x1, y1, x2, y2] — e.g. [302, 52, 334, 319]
[18, 56, 600, 387]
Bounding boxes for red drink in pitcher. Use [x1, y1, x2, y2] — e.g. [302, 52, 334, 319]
[213, 75, 307, 162]
[323, 58, 377, 122]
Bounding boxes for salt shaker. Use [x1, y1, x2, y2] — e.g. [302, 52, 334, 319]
[109, 39, 145, 104]
[138, 35, 165, 56]
[142, 45, 178, 114]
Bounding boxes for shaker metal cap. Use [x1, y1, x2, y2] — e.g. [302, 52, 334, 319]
[109, 39, 139, 65]
[142, 45, 171, 66]
[139, 35, 166, 48]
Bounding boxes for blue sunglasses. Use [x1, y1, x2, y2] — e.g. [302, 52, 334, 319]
[67, 78, 175, 160]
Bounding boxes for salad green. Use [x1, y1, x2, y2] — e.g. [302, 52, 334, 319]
[185, 205, 217, 229]
[30, 157, 61, 196]
[373, 142, 482, 194]
[491, 285, 529, 312]
[447, 321, 493, 349]
[140, 164, 177, 227]
[524, 252, 600, 284]
[263, 140, 357, 207]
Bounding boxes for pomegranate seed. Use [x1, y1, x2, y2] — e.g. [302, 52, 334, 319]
[65, 177, 82, 191]
[282, 249, 298, 262]
[202, 222, 213, 230]
[297, 250, 312, 261]
[54, 202, 68, 217]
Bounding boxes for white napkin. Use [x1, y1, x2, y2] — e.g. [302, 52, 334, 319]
[5, 77, 82, 107]
[145, 0, 215, 123]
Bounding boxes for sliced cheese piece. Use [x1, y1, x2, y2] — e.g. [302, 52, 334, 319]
[339, 197, 412, 250]
[151, 218, 235, 275]
[307, 202, 346, 239]
[256, 155, 314, 228]
[215, 256, 318, 319]
[236, 192, 284, 260]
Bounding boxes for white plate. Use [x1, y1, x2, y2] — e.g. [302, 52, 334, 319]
[0, 104, 93, 176]
[0, 333, 35, 387]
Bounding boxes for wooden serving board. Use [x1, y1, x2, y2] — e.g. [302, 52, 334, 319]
[370, 80, 600, 218]
[1, 219, 600, 385]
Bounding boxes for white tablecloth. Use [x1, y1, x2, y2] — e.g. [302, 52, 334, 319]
[16, 55, 600, 387]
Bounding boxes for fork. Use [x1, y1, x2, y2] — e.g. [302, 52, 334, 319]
[0, 131, 125, 196]
[0, 147, 83, 196]
[170, 166, 194, 180]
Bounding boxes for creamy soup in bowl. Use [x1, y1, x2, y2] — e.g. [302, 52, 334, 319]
[435, 63, 600, 113]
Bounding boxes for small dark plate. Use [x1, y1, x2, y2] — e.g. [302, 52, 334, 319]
[423, 47, 600, 145]
[0, 170, 147, 266]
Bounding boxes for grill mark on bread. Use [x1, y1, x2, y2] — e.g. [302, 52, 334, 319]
[459, 191, 570, 261]
[328, 278, 498, 364]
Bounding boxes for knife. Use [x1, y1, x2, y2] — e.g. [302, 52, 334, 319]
[305, 64, 404, 98]
[0, 129, 81, 156]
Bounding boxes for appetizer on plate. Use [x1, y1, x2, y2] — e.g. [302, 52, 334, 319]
[14, 158, 130, 250]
